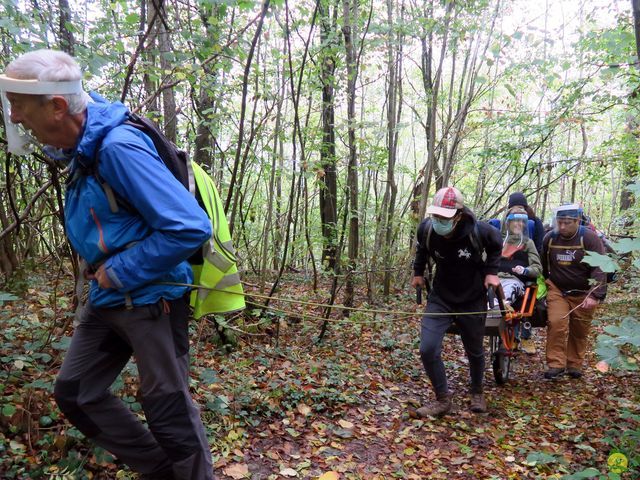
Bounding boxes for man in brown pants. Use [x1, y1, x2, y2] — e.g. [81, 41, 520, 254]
[542, 204, 607, 379]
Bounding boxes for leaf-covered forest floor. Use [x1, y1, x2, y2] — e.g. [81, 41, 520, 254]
[1, 266, 639, 479]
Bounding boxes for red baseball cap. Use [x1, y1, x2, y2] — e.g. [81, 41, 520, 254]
[427, 187, 464, 218]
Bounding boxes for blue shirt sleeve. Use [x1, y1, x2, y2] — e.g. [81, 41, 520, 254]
[97, 126, 212, 292]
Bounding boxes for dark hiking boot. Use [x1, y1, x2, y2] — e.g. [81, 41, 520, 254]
[567, 368, 583, 379]
[544, 367, 566, 379]
[470, 393, 487, 413]
[416, 394, 452, 418]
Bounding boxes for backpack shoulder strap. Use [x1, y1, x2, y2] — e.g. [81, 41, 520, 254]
[417, 219, 432, 250]
[546, 230, 557, 269]
[89, 136, 128, 214]
[578, 225, 585, 249]
[91, 114, 192, 214]
[468, 222, 485, 261]
[470, 223, 483, 253]
[417, 219, 435, 263]
[91, 131, 136, 215]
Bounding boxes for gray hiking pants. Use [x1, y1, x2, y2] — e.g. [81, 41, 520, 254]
[54, 296, 213, 479]
[419, 295, 486, 396]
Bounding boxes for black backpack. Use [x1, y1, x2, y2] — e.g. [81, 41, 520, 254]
[87, 113, 214, 265]
[91, 113, 194, 210]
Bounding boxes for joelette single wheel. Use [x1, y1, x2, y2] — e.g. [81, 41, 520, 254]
[491, 335, 510, 385]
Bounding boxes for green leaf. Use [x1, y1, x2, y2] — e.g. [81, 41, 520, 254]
[199, 368, 219, 385]
[626, 181, 640, 196]
[561, 468, 600, 479]
[595, 339, 620, 364]
[525, 451, 566, 466]
[51, 336, 72, 351]
[582, 251, 618, 273]
[2, 404, 16, 417]
[0, 291, 18, 307]
[124, 13, 140, 25]
[39, 415, 53, 426]
[611, 237, 640, 254]
[603, 318, 640, 347]
[237, 0, 255, 10]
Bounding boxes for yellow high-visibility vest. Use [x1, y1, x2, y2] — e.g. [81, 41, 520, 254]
[190, 162, 245, 317]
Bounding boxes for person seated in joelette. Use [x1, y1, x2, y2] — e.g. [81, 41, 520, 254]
[497, 207, 543, 354]
[498, 207, 543, 303]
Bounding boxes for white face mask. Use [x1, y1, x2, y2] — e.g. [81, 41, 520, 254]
[0, 74, 83, 155]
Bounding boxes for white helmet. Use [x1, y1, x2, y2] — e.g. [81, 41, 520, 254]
[0, 74, 83, 154]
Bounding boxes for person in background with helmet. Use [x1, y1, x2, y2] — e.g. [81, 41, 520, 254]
[497, 207, 543, 354]
[542, 204, 607, 380]
[411, 187, 502, 416]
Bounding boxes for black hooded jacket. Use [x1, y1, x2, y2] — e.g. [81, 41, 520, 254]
[413, 207, 502, 304]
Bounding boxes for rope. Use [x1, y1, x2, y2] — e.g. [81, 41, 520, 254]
[158, 281, 505, 317]
[241, 299, 417, 325]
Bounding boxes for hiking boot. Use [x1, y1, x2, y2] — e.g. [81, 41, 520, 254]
[470, 393, 487, 413]
[544, 367, 566, 379]
[567, 368, 583, 379]
[520, 338, 536, 354]
[416, 394, 452, 418]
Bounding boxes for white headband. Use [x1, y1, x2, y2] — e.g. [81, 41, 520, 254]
[0, 74, 83, 95]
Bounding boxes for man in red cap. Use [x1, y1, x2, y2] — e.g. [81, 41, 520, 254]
[411, 187, 502, 416]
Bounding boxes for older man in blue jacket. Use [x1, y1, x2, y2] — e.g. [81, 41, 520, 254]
[1, 50, 213, 479]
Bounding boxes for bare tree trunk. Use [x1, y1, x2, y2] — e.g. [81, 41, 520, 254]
[193, 2, 224, 169]
[632, 0, 640, 61]
[379, 0, 403, 297]
[144, 0, 159, 114]
[0, 196, 19, 278]
[319, 0, 339, 270]
[259, 58, 285, 292]
[225, 0, 270, 234]
[417, 0, 453, 220]
[620, 0, 640, 221]
[58, 0, 75, 54]
[541, 143, 553, 217]
[619, 142, 639, 215]
[273, 117, 284, 271]
[154, 0, 177, 142]
[266, 0, 317, 299]
[342, 0, 359, 310]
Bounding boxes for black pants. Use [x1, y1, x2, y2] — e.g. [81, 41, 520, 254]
[419, 294, 486, 396]
[54, 296, 213, 479]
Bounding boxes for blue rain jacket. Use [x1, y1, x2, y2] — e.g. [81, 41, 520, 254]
[64, 93, 211, 307]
